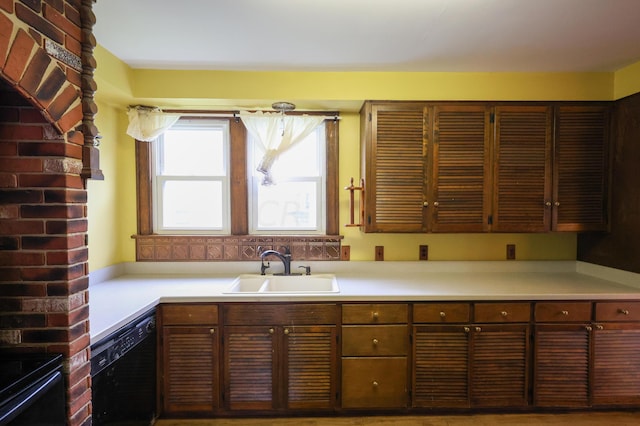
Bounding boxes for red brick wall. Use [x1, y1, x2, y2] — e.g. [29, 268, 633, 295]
[0, 1, 97, 425]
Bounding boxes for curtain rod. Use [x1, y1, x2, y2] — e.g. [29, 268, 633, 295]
[129, 106, 341, 121]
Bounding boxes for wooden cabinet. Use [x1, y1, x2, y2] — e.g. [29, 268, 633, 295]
[158, 304, 220, 415]
[341, 304, 409, 408]
[222, 303, 338, 411]
[413, 302, 530, 409]
[592, 302, 640, 406]
[533, 302, 592, 408]
[360, 100, 610, 233]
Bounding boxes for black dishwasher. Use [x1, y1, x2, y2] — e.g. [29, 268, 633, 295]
[91, 308, 156, 425]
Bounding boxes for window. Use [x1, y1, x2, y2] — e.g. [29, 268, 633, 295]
[153, 119, 230, 234]
[248, 125, 326, 234]
[139, 114, 339, 240]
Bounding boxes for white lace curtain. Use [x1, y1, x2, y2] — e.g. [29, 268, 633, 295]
[240, 111, 324, 185]
[126, 106, 180, 142]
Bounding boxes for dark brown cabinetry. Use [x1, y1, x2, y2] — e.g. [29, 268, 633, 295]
[158, 304, 220, 415]
[360, 100, 610, 233]
[413, 302, 530, 409]
[222, 303, 338, 412]
[341, 304, 409, 408]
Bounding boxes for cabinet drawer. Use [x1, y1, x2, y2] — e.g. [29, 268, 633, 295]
[535, 302, 592, 322]
[595, 302, 640, 321]
[414, 303, 470, 323]
[342, 304, 408, 324]
[474, 302, 530, 323]
[342, 325, 408, 356]
[161, 304, 218, 325]
[342, 357, 407, 408]
[224, 303, 338, 325]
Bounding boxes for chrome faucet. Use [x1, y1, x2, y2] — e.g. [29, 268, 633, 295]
[258, 246, 292, 275]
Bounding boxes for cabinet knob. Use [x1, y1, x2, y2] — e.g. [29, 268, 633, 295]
[372, 381, 379, 387]
[501, 311, 508, 317]
[439, 311, 446, 318]
[586, 325, 593, 331]
[423, 201, 428, 207]
[545, 201, 552, 207]
[433, 201, 439, 207]
[372, 312, 379, 320]
[209, 328, 215, 334]
[372, 338, 379, 345]
[464, 327, 470, 333]
[620, 309, 630, 315]
[269, 328, 275, 334]
[284, 328, 290, 335]
[554, 201, 561, 207]
[596, 324, 604, 330]
[475, 327, 482, 332]
[561, 310, 569, 316]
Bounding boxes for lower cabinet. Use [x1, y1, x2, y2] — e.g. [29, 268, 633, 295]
[158, 303, 220, 415]
[223, 303, 338, 412]
[341, 304, 409, 409]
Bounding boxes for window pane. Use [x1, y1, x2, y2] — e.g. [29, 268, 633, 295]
[162, 180, 223, 229]
[251, 132, 319, 178]
[255, 181, 317, 230]
[161, 128, 225, 176]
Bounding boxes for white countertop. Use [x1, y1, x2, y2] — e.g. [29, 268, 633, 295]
[88, 260, 640, 344]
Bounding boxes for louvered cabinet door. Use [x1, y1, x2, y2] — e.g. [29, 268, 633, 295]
[285, 326, 337, 410]
[553, 106, 610, 231]
[492, 106, 553, 232]
[224, 326, 275, 410]
[161, 326, 219, 414]
[431, 105, 492, 232]
[413, 325, 471, 408]
[363, 102, 428, 232]
[592, 322, 640, 406]
[534, 324, 590, 407]
[470, 324, 530, 408]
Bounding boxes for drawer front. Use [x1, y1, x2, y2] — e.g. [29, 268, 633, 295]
[342, 325, 408, 356]
[414, 303, 471, 323]
[535, 302, 592, 322]
[224, 303, 338, 325]
[161, 304, 218, 325]
[342, 304, 408, 324]
[341, 357, 407, 408]
[474, 302, 531, 323]
[595, 302, 640, 321]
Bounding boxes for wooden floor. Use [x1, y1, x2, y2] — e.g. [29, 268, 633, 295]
[156, 411, 640, 426]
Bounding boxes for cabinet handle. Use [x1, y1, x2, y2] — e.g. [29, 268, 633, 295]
[284, 328, 290, 335]
[475, 327, 482, 332]
[209, 328, 215, 334]
[561, 310, 569, 316]
[372, 381, 379, 387]
[501, 311, 508, 317]
[586, 325, 593, 331]
[439, 311, 446, 318]
[269, 328, 275, 334]
[464, 327, 470, 333]
[372, 312, 379, 320]
[596, 324, 604, 330]
[620, 309, 630, 315]
[372, 338, 379, 345]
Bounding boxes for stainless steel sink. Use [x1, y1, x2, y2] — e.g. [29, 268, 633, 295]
[224, 274, 339, 294]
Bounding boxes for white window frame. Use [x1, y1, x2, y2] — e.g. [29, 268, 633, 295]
[248, 125, 326, 235]
[152, 119, 231, 234]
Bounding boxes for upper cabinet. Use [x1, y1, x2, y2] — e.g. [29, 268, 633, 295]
[360, 101, 611, 234]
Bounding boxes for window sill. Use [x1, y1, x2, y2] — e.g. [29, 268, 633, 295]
[132, 234, 343, 262]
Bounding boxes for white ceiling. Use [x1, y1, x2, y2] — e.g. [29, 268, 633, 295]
[93, 0, 640, 73]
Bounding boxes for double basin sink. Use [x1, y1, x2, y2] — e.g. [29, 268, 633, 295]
[224, 273, 339, 294]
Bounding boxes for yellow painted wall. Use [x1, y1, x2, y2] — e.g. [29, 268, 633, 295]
[614, 60, 640, 100]
[87, 48, 640, 269]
